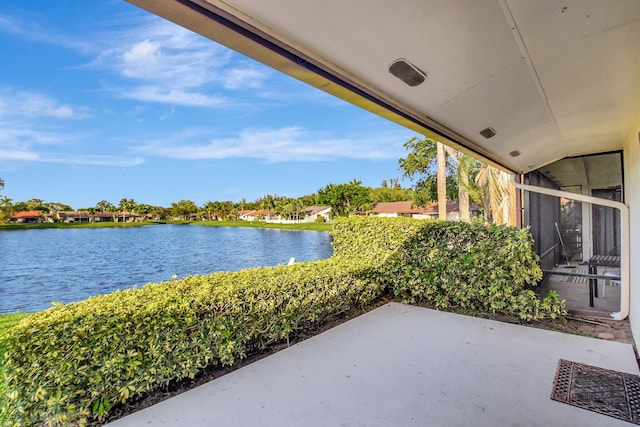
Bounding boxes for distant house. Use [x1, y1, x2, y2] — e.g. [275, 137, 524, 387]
[373, 201, 422, 218]
[372, 200, 481, 220]
[58, 211, 91, 223]
[303, 206, 332, 222]
[115, 212, 143, 222]
[420, 200, 482, 220]
[238, 209, 258, 221]
[202, 212, 223, 221]
[238, 209, 270, 221]
[11, 210, 43, 223]
[94, 212, 115, 222]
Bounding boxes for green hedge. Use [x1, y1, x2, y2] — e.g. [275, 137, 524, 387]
[1, 217, 564, 425]
[333, 217, 564, 320]
[0, 259, 380, 426]
[332, 216, 422, 265]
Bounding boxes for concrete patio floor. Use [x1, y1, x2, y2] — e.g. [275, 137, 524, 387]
[106, 302, 638, 427]
[541, 265, 621, 317]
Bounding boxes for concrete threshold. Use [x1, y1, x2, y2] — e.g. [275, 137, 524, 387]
[106, 303, 638, 427]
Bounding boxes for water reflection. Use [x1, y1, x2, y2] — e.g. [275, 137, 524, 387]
[0, 225, 333, 313]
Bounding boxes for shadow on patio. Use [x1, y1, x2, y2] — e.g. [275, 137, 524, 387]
[106, 303, 637, 427]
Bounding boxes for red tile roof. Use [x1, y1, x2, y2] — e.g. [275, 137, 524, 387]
[373, 201, 422, 214]
[11, 211, 42, 219]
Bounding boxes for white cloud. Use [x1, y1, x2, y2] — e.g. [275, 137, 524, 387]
[0, 125, 61, 148]
[136, 127, 407, 162]
[222, 67, 269, 90]
[2, 10, 281, 108]
[117, 37, 218, 87]
[0, 12, 93, 52]
[0, 88, 91, 119]
[120, 86, 226, 107]
[0, 121, 142, 167]
[38, 153, 145, 167]
[160, 107, 175, 121]
[0, 14, 23, 34]
[2, 6, 277, 109]
[90, 17, 269, 106]
[0, 149, 39, 161]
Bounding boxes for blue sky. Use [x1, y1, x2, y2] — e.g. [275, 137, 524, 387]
[0, 1, 418, 209]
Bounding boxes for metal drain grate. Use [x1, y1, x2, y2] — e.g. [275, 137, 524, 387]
[551, 359, 640, 424]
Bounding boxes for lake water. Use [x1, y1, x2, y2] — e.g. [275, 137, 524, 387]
[0, 225, 333, 314]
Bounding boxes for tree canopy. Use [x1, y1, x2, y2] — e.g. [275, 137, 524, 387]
[398, 137, 458, 207]
[317, 179, 372, 217]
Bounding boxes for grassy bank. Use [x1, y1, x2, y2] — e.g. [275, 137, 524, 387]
[0, 221, 155, 230]
[0, 220, 332, 232]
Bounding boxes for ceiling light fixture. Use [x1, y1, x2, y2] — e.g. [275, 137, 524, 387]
[509, 150, 520, 157]
[389, 59, 426, 87]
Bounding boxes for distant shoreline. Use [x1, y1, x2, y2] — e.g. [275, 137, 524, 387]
[0, 220, 332, 232]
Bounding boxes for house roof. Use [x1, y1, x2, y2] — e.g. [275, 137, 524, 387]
[303, 206, 331, 215]
[373, 201, 421, 215]
[11, 210, 42, 219]
[239, 209, 269, 216]
[58, 211, 91, 218]
[128, 0, 640, 173]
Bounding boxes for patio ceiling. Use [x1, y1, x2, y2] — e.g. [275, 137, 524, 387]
[127, 0, 640, 173]
[538, 152, 623, 190]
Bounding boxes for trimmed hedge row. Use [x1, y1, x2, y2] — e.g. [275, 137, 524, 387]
[333, 217, 564, 320]
[1, 217, 565, 425]
[332, 216, 423, 265]
[1, 259, 380, 426]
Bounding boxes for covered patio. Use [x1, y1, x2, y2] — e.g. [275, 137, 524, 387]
[120, 0, 640, 425]
[107, 303, 638, 426]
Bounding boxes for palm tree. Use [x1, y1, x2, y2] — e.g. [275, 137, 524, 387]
[203, 201, 219, 221]
[443, 147, 482, 222]
[292, 198, 304, 222]
[259, 195, 277, 220]
[475, 165, 516, 225]
[118, 198, 137, 222]
[277, 198, 292, 221]
[436, 142, 447, 219]
[400, 137, 453, 217]
[0, 195, 12, 223]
